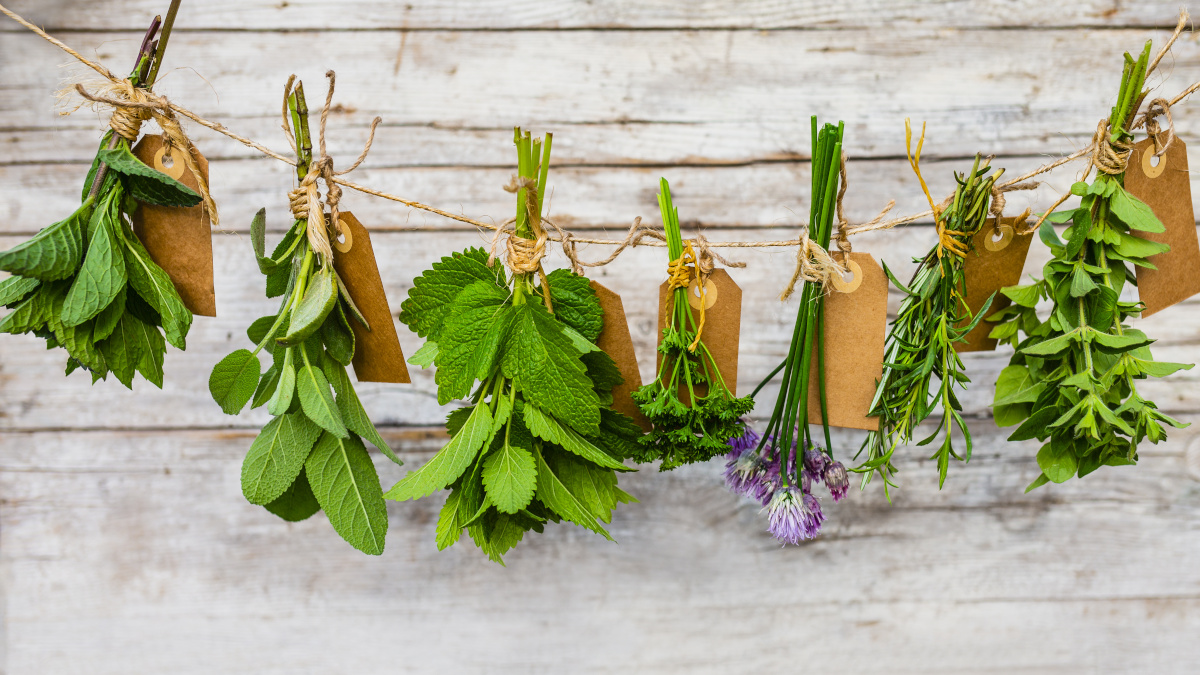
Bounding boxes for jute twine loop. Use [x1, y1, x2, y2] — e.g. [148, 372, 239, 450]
[75, 80, 219, 227]
[1090, 118, 1133, 176]
[1137, 97, 1176, 157]
[990, 180, 1039, 219]
[280, 71, 381, 264]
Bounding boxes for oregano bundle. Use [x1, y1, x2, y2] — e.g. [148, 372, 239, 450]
[0, 20, 201, 387]
[388, 129, 641, 564]
[988, 41, 1193, 489]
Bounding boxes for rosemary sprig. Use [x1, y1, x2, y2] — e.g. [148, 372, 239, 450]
[856, 154, 1002, 494]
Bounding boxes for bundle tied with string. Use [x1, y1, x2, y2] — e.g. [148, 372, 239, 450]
[281, 71, 381, 265]
[665, 235, 745, 352]
[74, 79, 219, 227]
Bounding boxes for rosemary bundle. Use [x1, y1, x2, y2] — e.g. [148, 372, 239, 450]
[390, 129, 641, 563]
[208, 83, 396, 554]
[631, 179, 754, 470]
[723, 118, 850, 545]
[0, 12, 201, 387]
[988, 41, 1192, 489]
[857, 151, 1002, 492]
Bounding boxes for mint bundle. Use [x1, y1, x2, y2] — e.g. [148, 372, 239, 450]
[208, 82, 395, 554]
[989, 41, 1193, 489]
[631, 179, 754, 469]
[389, 129, 640, 563]
[858, 153, 1002, 491]
[0, 16, 201, 387]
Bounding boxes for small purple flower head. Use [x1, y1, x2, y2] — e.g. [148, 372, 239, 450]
[824, 461, 849, 502]
[725, 421, 761, 459]
[763, 486, 824, 545]
[723, 450, 768, 499]
[802, 448, 830, 484]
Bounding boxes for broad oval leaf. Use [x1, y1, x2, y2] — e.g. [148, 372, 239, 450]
[209, 349, 261, 415]
[296, 362, 347, 438]
[264, 467, 322, 522]
[242, 412, 323, 505]
[305, 432, 388, 555]
[280, 267, 338, 346]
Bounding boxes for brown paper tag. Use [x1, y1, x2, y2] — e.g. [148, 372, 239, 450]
[657, 268, 742, 400]
[131, 136, 216, 316]
[805, 252, 886, 431]
[330, 212, 410, 383]
[590, 281, 649, 430]
[956, 216, 1034, 353]
[1125, 136, 1200, 317]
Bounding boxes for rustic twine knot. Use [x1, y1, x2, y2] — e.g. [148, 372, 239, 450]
[990, 180, 1039, 219]
[1138, 97, 1176, 157]
[75, 79, 219, 226]
[1090, 118, 1134, 176]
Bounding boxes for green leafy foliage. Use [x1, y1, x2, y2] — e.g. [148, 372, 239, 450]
[632, 179, 754, 470]
[988, 43, 1192, 490]
[390, 128, 640, 563]
[858, 155, 1001, 493]
[306, 432, 388, 555]
[0, 134, 193, 389]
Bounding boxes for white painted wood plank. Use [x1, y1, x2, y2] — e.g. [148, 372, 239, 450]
[0, 0, 1189, 30]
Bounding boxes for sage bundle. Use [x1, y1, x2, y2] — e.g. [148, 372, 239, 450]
[208, 82, 395, 555]
[857, 150, 1002, 492]
[988, 41, 1193, 489]
[390, 129, 641, 564]
[0, 14, 201, 387]
[631, 179, 754, 469]
[724, 118, 849, 544]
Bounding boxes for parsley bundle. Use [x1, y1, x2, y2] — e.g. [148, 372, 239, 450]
[208, 83, 396, 555]
[630, 179, 754, 470]
[389, 128, 641, 563]
[857, 153, 1001, 493]
[0, 13, 201, 387]
[988, 41, 1192, 490]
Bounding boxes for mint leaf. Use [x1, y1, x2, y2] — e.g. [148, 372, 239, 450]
[385, 403, 493, 501]
[408, 341, 438, 368]
[134, 324, 166, 387]
[0, 204, 86, 281]
[523, 403, 628, 471]
[305, 432, 388, 555]
[210, 349, 262, 415]
[532, 445, 612, 540]
[98, 312, 158, 388]
[400, 247, 505, 340]
[481, 420, 537, 514]
[0, 276, 39, 307]
[436, 489, 467, 550]
[56, 320, 106, 375]
[62, 198, 126, 327]
[297, 362, 348, 438]
[242, 412, 323, 505]
[503, 302, 600, 435]
[264, 467, 322, 522]
[92, 287, 126, 342]
[98, 144, 202, 208]
[434, 281, 509, 404]
[546, 269, 603, 341]
[545, 451, 621, 524]
[123, 229, 191, 349]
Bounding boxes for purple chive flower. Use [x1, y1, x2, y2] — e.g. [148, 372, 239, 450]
[725, 422, 761, 459]
[763, 486, 823, 545]
[724, 450, 767, 499]
[824, 461, 849, 502]
[802, 448, 830, 484]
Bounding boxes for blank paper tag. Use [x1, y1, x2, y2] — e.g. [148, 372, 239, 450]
[131, 136, 216, 316]
[1125, 136, 1200, 317]
[805, 252, 886, 431]
[657, 268, 742, 400]
[956, 216, 1034, 353]
[331, 212, 410, 383]
[591, 281, 649, 430]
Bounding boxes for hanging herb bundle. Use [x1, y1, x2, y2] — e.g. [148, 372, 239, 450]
[723, 117, 849, 544]
[856, 147, 1002, 493]
[389, 128, 641, 564]
[208, 81, 396, 555]
[0, 9, 201, 387]
[988, 41, 1192, 490]
[630, 179, 754, 469]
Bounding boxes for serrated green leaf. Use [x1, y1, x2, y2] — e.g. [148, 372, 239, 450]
[385, 403, 493, 501]
[92, 287, 126, 342]
[134, 324, 165, 387]
[436, 489, 466, 550]
[280, 266, 338, 346]
[502, 302, 600, 435]
[264, 467, 322, 522]
[296, 362, 347, 438]
[545, 268, 604, 342]
[532, 444, 612, 540]
[409, 341, 438, 368]
[0, 276, 39, 307]
[434, 281, 510, 403]
[242, 412, 323, 505]
[0, 283, 58, 334]
[305, 432, 388, 555]
[322, 355, 402, 466]
[1109, 186, 1165, 233]
[523, 403, 628, 471]
[544, 450, 622, 524]
[56, 320, 106, 376]
[0, 204, 87, 282]
[399, 247, 505, 340]
[268, 348, 297, 416]
[62, 197, 126, 327]
[482, 422, 537, 514]
[98, 144, 202, 208]
[123, 228, 191, 349]
[209, 349, 262, 415]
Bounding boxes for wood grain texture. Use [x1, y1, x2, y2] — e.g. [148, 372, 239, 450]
[2, 2, 1200, 672]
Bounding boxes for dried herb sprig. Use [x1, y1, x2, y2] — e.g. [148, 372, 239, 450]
[988, 40, 1192, 490]
[208, 83, 396, 554]
[390, 128, 641, 563]
[631, 179, 754, 469]
[856, 152, 1002, 494]
[0, 9, 202, 387]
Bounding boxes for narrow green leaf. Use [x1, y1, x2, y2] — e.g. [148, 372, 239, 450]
[0, 204, 86, 281]
[532, 445, 612, 540]
[268, 348, 297, 416]
[385, 403, 493, 501]
[523, 403, 628, 471]
[123, 230, 192, 349]
[98, 144, 202, 207]
[62, 202, 126, 327]
[322, 355, 402, 466]
[297, 362, 348, 438]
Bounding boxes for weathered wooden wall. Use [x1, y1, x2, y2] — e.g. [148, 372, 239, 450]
[2, 2, 1200, 673]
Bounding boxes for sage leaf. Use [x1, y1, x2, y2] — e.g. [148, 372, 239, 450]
[305, 432, 388, 555]
[242, 412, 323, 505]
[264, 467, 322, 522]
[209, 349, 262, 415]
[296, 362, 347, 438]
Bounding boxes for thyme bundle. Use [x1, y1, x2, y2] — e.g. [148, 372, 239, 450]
[988, 41, 1193, 489]
[857, 151, 1002, 493]
[631, 179, 754, 469]
[0, 11, 201, 387]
